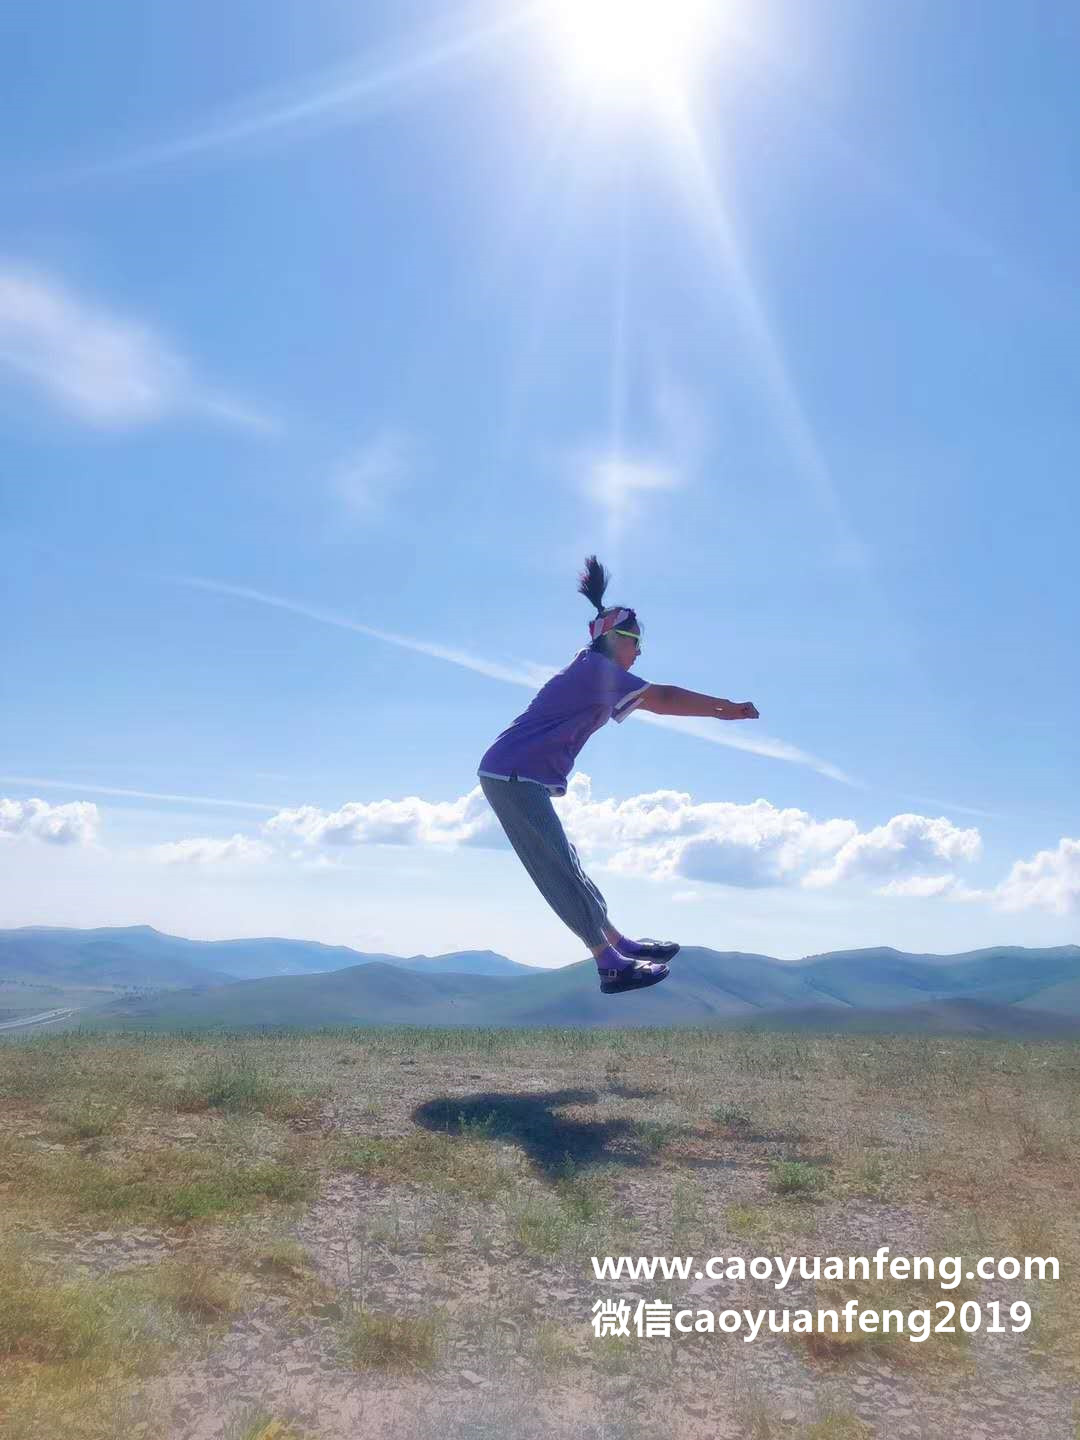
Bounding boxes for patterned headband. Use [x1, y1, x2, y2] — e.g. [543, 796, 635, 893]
[588, 607, 632, 640]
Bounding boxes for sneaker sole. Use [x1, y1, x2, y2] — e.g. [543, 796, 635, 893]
[599, 966, 670, 995]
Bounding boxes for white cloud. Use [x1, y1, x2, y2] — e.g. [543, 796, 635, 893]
[991, 837, 1080, 916]
[874, 873, 961, 899]
[581, 453, 680, 516]
[801, 814, 982, 890]
[557, 773, 859, 888]
[0, 796, 100, 846]
[148, 834, 274, 866]
[263, 787, 503, 850]
[243, 773, 984, 899]
[331, 433, 415, 518]
[0, 264, 274, 433]
[571, 372, 704, 542]
[17, 773, 994, 908]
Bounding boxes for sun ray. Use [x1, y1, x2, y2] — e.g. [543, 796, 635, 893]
[603, 175, 631, 562]
[61, 4, 546, 179]
[492, 109, 604, 465]
[657, 90, 869, 569]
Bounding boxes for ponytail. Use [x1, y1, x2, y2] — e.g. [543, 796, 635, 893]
[577, 554, 609, 614]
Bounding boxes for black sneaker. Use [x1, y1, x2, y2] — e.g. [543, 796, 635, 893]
[599, 959, 670, 995]
[617, 938, 680, 962]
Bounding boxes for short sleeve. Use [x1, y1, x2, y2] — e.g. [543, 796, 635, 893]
[610, 669, 651, 724]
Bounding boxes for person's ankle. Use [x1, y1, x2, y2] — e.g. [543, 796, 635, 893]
[612, 935, 651, 957]
[593, 943, 629, 971]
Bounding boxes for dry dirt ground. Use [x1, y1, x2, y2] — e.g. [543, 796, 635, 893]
[1, 1026, 1078, 1439]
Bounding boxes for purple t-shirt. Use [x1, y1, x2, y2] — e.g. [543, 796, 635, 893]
[477, 647, 651, 797]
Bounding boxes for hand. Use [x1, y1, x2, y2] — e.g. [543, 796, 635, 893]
[734, 701, 759, 720]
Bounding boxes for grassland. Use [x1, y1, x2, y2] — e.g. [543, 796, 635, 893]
[0, 1024, 1077, 1439]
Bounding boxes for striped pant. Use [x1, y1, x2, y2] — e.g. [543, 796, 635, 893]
[479, 774, 609, 949]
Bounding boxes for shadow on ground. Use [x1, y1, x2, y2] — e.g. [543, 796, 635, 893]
[412, 1088, 666, 1180]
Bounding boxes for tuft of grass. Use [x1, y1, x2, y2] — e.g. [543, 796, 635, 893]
[0, 1134, 317, 1227]
[456, 1109, 498, 1139]
[552, 1154, 610, 1222]
[631, 1117, 678, 1157]
[530, 1319, 580, 1375]
[803, 1411, 874, 1440]
[670, 1176, 707, 1250]
[83, 1151, 314, 1225]
[254, 1238, 314, 1277]
[589, 1330, 637, 1377]
[143, 1256, 247, 1321]
[727, 1203, 771, 1242]
[503, 1166, 630, 1262]
[0, 1238, 189, 1439]
[0, 1243, 135, 1375]
[225, 1415, 312, 1440]
[769, 1160, 829, 1197]
[799, 1266, 979, 1368]
[173, 1052, 324, 1120]
[332, 1129, 515, 1202]
[345, 1307, 443, 1373]
[712, 1105, 754, 1132]
[509, 1195, 568, 1257]
[45, 1098, 125, 1142]
[849, 1152, 890, 1200]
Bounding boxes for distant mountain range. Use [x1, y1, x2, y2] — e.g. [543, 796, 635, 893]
[2, 926, 1079, 1036]
[0, 925, 536, 987]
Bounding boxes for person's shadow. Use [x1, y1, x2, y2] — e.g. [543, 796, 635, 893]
[412, 1087, 661, 1181]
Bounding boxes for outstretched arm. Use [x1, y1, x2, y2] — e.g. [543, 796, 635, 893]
[637, 684, 759, 720]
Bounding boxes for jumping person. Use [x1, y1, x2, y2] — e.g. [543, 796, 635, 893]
[477, 555, 759, 995]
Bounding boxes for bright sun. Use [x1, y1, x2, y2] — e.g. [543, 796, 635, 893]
[546, 0, 719, 109]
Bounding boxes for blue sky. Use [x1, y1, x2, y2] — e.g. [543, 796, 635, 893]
[3, 0, 1078, 966]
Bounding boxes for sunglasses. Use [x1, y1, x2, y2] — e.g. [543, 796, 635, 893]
[613, 628, 642, 652]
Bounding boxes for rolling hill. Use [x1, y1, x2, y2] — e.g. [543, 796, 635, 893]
[17, 937, 1078, 1037]
[0, 925, 537, 990]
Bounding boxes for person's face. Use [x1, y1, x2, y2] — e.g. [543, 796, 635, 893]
[611, 629, 642, 669]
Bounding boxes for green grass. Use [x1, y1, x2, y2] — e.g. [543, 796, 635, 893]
[173, 1052, 327, 1119]
[0, 1132, 317, 1226]
[726, 1203, 772, 1241]
[847, 1152, 891, 1200]
[138, 1256, 247, 1321]
[224, 1416, 312, 1440]
[799, 1264, 980, 1368]
[345, 1308, 444, 1372]
[768, 1160, 829, 1197]
[803, 1412, 874, 1440]
[331, 1128, 517, 1201]
[44, 1098, 125, 1142]
[711, 1104, 754, 1131]
[0, 1237, 201, 1438]
[630, 1117, 679, 1156]
[552, 1154, 610, 1221]
[530, 1319, 580, 1375]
